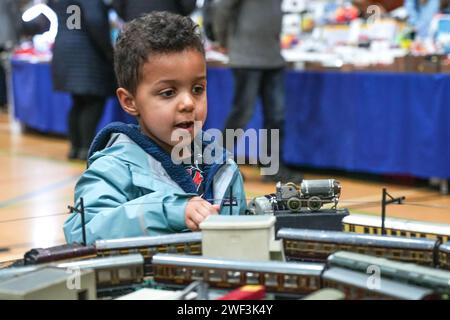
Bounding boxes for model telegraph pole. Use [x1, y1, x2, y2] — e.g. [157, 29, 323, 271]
[68, 197, 87, 245]
[381, 188, 405, 235]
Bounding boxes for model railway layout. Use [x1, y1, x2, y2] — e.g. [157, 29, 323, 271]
[2, 181, 450, 300]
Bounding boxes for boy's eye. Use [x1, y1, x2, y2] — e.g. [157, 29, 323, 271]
[192, 85, 205, 95]
[159, 89, 175, 98]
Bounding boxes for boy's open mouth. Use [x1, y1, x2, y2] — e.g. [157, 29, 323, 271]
[174, 121, 194, 130]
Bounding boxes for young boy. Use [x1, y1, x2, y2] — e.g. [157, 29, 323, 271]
[64, 12, 247, 244]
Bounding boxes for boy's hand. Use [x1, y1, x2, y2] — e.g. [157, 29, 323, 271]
[185, 196, 220, 231]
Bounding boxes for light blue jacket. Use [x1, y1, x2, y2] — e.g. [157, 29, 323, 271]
[64, 123, 247, 244]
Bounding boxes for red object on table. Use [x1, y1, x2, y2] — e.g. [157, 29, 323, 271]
[14, 47, 36, 55]
[217, 285, 266, 300]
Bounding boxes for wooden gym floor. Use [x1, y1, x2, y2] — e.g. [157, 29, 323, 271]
[1, 113, 449, 263]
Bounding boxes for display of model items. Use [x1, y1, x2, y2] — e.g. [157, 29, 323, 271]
[278, 228, 450, 269]
[4, 206, 450, 300]
[343, 214, 450, 243]
[247, 179, 342, 214]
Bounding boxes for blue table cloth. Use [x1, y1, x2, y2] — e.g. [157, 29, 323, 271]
[12, 59, 135, 135]
[12, 60, 450, 179]
[283, 70, 450, 180]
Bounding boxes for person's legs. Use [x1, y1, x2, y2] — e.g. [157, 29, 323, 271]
[260, 68, 285, 159]
[223, 68, 262, 153]
[78, 95, 106, 159]
[260, 68, 302, 183]
[0, 61, 7, 111]
[68, 95, 84, 159]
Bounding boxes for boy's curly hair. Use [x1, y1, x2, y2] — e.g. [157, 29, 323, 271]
[114, 11, 205, 95]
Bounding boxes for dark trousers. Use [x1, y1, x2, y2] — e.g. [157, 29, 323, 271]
[0, 62, 7, 107]
[224, 67, 286, 159]
[68, 95, 106, 151]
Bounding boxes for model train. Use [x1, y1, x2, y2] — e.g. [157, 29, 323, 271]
[278, 228, 450, 269]
[6, 232, 450, 299]
[95, 232, 202, 275]
[247, 179, 342, 214]
[18, 222, 450, 274]
[150, 253, 439, 300]
[22, 232, 202, 276]
[24, 243, 97, 265]
[342, 214, 450, 243]
[152, 253, 324, 296]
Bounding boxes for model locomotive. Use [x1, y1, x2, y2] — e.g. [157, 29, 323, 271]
[247, 179, 342, 214]
[24, 243, 97, 265]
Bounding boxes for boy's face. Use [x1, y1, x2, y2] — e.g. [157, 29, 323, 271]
[118, 49, 207, 153]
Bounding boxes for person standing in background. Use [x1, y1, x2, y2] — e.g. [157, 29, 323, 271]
[405, 0, 442, 39]
[213, 0, 302, 183]
[48, 0, 116, 160]
[443, 0, 450, 13]
[0, 0, 22, 113]
[112, 0, 197, 21]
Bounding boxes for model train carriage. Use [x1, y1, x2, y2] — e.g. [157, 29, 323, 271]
[322, 267, 438, 300]
[327, 251, 450, 298]
[95, 233, 202, 275]
[439, 243, 450, 270]
[278, 228, 439, 266]
[275, 179, 341, 212]
[23, 243, 97, 265]
[57, 254, 144, 289]
[152, 254, 324, 296]
[342, 214, 450, 243]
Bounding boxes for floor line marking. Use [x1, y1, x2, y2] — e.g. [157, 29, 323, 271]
[0, 175, 79, 209]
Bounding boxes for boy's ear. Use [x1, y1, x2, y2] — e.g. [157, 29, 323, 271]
[116, 88, 139, 116]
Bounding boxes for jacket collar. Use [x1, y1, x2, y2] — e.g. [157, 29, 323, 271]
[88, 122, 230, 197]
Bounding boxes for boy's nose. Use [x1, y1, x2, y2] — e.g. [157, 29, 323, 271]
[178, 93, 195, 112]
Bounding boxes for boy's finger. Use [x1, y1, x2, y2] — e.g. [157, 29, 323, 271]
[200, 201, 220, 214]
[200, 200, 213, 210]
[186, 218, 199, 231]
[196, 205, 213, 219]
[192, 211, 206, 225]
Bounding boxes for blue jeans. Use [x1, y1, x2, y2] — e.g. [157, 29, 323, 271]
[224, 67, 286, 159]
